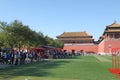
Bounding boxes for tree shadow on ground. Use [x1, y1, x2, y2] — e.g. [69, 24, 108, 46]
[0, 60, 70, 79]
[61, 56, 81, 59]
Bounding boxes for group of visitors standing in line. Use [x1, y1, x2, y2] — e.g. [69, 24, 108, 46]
[0, 48, 69, 65]
[0, 50, 42, 65]
[0, 48, 82, 65]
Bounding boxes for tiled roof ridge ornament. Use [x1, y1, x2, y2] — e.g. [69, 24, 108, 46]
[112, 20, 117, 24]
[107, 20, 120, 27]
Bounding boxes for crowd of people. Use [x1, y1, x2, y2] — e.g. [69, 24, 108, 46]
[0, 48, 80, 65]
[0, 49, 33, 65]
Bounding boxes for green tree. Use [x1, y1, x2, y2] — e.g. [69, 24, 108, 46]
[54, 39, 63, 48]
[0, 21, 11, 47]
[44, 36, 54, 46]
[0, 20, 63, 49]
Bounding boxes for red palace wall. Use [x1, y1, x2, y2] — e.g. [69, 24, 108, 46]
[63, 44, 98, 53]
[98, 39, 120, 54]
[63, 39, 120, 54]
[98, 40, 105, 53]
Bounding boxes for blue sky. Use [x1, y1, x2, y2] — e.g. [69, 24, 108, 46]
[0, 0, 120, 41]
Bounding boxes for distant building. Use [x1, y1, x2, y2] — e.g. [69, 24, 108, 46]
[57, 21, 120, 54]
[98, 21, 120, 54]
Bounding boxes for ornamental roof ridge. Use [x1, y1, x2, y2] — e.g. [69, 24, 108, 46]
[107, 21, 120, 27]
[58, 31, 92, 37]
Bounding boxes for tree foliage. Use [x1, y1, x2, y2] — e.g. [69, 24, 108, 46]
[0, 20, 63, 49]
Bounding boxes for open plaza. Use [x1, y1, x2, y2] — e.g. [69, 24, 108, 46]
[0, 56, 120, 80]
